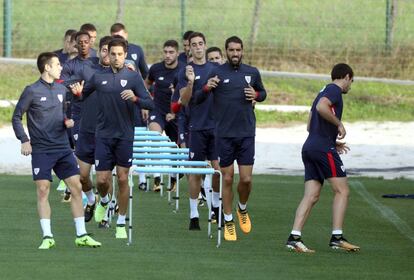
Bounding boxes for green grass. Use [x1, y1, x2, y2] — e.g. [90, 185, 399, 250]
[1, 0, 414, 78]
[0, 174, 413, 279]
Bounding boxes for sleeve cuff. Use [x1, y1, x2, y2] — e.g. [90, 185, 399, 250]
[255, 91, 259, 100]
[202, 85, 210, 93]
[171, 102, 181, 113]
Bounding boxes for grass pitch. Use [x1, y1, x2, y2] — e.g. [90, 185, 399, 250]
[0, 174, 413, 279]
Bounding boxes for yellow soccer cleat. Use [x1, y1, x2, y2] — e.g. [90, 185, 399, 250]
[237, 208, 251, 234]
[75, 235, 101, 248]
[329, 236, 360, 252]
[94, 202, 108, 223]
[38, 237, 55, 250]
[224, 220, 237, 241]
[286, 235, 315, 253]
[115, 225, 128, 239]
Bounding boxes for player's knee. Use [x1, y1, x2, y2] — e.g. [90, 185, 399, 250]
[117, 174, 128, 186]
[239, 175, 252, 186]
[223, 174, 234, 186]
[79, 175, 90, 186]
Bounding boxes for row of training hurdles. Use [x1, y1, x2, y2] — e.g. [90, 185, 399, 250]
[111, 127, 224, 247]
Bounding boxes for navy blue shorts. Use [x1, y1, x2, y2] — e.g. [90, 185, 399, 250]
[31, 151, 79, 181]
[302, 150, 347, 185]
[217, 137, 255, 168]
[95, 137, 133, 171]
[75, 132, 95, 165]
[148, 110, 178, 143]
[188, 129, 218, 161]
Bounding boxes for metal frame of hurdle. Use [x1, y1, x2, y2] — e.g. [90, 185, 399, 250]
[129, 127, 223, 247]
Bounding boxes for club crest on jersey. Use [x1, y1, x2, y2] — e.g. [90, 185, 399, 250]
[150, 115, 156, 120]
[95, 160, 99, 167]
[120, 79, 128, 87]
[131, 53, 137, 60]
[57, 94, 63, 103]
[73, 134, 78, 141]
[190, 152, 194, 159]
[244, 76, 251, 84]
[34, 168, 40, 175]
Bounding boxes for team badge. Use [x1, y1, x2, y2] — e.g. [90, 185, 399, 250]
[73, 134, 78, 141]
[34, 168, 40, 175]
[180, 133, 184, 140]
[57, 94, 63, 103]
[190, 152, 194, 159]
[131, 54, 137, 60]
[128, 158, 132, 162]
[244, 76, 251, 84]
[150, 115, 156, 120]
[341, 165, 346, 172]
[121, 80, 128, 87]
[95, 160, 99, 167]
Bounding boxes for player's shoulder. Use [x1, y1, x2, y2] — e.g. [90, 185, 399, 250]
[150, 61, 164, 71]
[240, 63, 259, 74]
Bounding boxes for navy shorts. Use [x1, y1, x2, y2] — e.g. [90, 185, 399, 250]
[217, 137, 255, 168]
[148, 110, 178, 143]
[75, 132, 95, 164]
[188, 129, 218, 161]
[302, 150, 347, 185]
[31, 151, 79, 181]
[95, 137, 133, 171]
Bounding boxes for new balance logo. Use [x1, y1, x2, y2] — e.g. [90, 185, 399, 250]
[102, 81, 108, 85]
[158, 77, 164, 80]
[224, 79, 229, 83]
[195, 76, 200, 80]
[40, 97, 47, 101]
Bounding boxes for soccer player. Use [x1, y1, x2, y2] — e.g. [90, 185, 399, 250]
[285, 63, 360, 253]
[11, 52, 101, 249]
[206, 46, 225, 64]
[80, 23, 98, 57]
[71, 38, 154, 239]
[177, 32, 220, 230]
[54, 29, 78, 65]
[201, 36, 267, 241]
[110, 23, 149, 79]
[145, 39, 184, 191]
[178, 30, 194, 64]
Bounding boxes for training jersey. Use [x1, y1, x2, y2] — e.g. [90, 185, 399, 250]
[82, 66, 154, 140]
[178, 52, 189, 64]
[197, 62, 266, 137]
[176, 61, 216, 131]
[126, 43, 148, 79]
[54, 49, 70, 65]
[302, 83, 344, 152]
[147, 61, 185, 115]
[12, 79, 71, 153]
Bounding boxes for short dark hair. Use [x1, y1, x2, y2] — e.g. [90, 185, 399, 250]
[182, 30, 194, 40]
[64, 29, 77, 39]
[110, 23, 126, 33]
[108, 37, 128, 52]
[188, 32, 206, 44]
[80, 23, 96, 32]
[331, 63, 354, 80]
[225, 36, 243, 50]
[163, 39, 179, 50]
[75, 31, 90, 41]
[206, 47, 222, 57]
[37, 52, 58, 73]
[99, 36, 113, 50]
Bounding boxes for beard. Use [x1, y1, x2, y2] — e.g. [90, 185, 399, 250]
[229, 54, 242, 68]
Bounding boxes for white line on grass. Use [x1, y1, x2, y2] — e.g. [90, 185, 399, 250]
[350, 180, 414, 244]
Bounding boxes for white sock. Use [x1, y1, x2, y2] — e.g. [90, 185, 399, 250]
[100, 194, 110, 204]
[224, 213, 233, 222]
[203, 174, 211, 189]
[238, 201, 247, 211]
[139, 173, 146, 183]
[85, 190, 95, 205]
[189, 198, 199, 218]
[74, 217, 87, 236]
[117, 214, 126, 225]
[332, 229, 343, 235]
[212, 192, 220, 208]
[40, 219, 53, 237]
[291, 230, 301, 236]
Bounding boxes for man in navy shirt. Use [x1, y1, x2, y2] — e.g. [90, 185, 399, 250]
[72, 38, 154, 239]
[285, 63, 360, 253]
[12, 52, 101, 249]
[206, 46, 225, 64]
[202, 36, 266, 241]
[177, 32, 220, 231]
[178, 30, 194, 64]
[54, 29, 78, 65]
[80, 23, 98, 57]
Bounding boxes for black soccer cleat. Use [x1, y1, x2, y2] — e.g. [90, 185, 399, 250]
[189, 217, 201, 230]
[84, 203, 96, 222]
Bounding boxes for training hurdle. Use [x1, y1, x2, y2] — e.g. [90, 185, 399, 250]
[129, 127, 223, 247]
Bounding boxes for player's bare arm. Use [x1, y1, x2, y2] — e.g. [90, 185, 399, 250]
[316, 97, 346, 139]
[179, 65, 195, 105]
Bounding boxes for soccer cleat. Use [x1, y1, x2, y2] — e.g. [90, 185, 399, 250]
[224, 220, 237, 241]
[237, 207, 251, 234]
[38, 236, 55, 249]
[153, 176, 161, 192]
[115, 225, 127, 239]
[61, 190, 71, 203]
[98, 220, 110, 229]
[138, 182, 147, 191]
[56, 180, 66, 191]
[169, 177, 177, 192]
[286, 235, 315, 253]
[329, 235, 360, 252]
[189, 217, 201, 230]
[94, 202, 108, 223]
[197, 191, 206, 207]
[84, 203, 96, 223]
[212, 207, 224, 227]
[75, 234, 102, 247]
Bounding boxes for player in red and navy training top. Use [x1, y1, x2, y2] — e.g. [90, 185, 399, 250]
[285, 63, 360, 253]
[71, 38, 154, 239]
[178, 30, 194, 64]
[201, 36, 266, 241]
[176, 32, 220, 231]
[12, 52, 101, 249]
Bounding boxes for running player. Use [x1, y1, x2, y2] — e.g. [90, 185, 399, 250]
[178, 30, 194, 64]
[54, 29, 78, 65]
[80, 23, 98, 57]
[206, 46, 225, 64]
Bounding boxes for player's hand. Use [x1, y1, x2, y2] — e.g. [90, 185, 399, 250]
[337, 122, 346, 140]
[336, 141, 350, 154]
[185, 65, 195, 83]
[126, 63, 136, 71]
[21, 141, 32, 156]
[120, 89, 136, 101]
[166, 113, 175, 122]
[141, 109, 149, 121]
[64, 118, 74, 128]
[244, 84, 256, 101]
[206, 75, 220, 91]
[69, 81, 84, 96]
